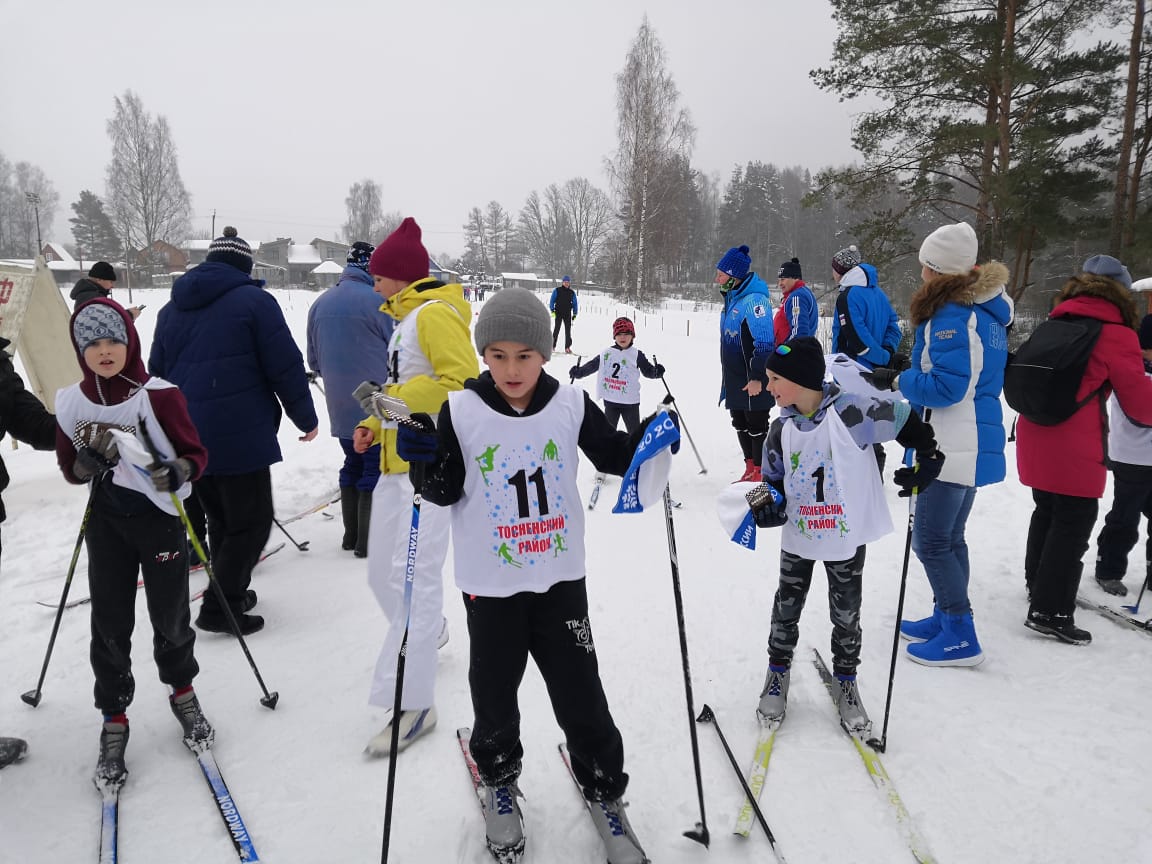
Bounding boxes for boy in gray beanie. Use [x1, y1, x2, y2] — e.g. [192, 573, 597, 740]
[392, 284, 664, 864]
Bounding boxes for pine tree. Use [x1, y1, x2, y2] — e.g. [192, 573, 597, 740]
[69, 190, 122, 262]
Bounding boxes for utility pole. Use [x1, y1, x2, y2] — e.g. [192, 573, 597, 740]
[211, 209, 216, 238]
[24, 192, 41, 257]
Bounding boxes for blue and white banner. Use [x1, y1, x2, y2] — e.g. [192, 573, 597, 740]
[612, 411, 680, 514]
[716, 481, 761, 550]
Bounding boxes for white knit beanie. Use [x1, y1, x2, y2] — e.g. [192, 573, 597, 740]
[919, 222, 978, 275]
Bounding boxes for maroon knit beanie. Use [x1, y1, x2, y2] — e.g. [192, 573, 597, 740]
[369, 217, 429, 284]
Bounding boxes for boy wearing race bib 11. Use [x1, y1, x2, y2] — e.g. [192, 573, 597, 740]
[397, 286, 661, 864]
[748, 337, 944, 734]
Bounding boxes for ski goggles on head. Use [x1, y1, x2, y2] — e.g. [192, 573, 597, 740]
[775, 344, 792, 356]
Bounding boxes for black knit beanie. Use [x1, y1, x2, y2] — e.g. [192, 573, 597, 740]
[765, 337, 826, 392]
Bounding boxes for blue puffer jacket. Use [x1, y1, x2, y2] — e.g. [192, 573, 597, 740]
[897, 262, 1012, 487]
[307, 266, 394, 438]
[832, 263, 902, 369]
[148, 261, 318, 475]
[718, 272, 775, 411]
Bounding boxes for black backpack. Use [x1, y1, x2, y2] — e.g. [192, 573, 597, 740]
[1003, 314, 1104, 425]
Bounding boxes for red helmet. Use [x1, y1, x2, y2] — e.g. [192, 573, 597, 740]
[613, 316, 635, 337]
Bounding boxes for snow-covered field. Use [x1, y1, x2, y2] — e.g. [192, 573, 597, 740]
[0, 284, 1149, 863]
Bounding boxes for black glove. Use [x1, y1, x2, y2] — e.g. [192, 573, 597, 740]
[887, 352, 911, 373]
[653, 363, 666, 378]
[149, 458, 192, 492]
[396, 413, 438, 463]
[747, 481, 787, 528]
[306, 370, 319, 383]
[569, 364, 581, 379]
[72, 429, 119, 481]
[862, 367, 901, 392]
[893, 450, 945, 497]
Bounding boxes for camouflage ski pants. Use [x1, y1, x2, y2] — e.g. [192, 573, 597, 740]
[768, 546, 866, 677]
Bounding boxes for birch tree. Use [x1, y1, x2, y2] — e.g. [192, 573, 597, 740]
[105, 91, 191, 258]
[608, 17, 695, 300]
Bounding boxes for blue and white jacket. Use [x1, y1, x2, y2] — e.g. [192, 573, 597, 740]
[896, 262, 1012, 488]
[307, 265, 394, 438]
[719, 272, 775, 411]
[832, 263, 902, 369]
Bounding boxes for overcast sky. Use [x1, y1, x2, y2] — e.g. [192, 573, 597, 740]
[0, 0, 859, 258]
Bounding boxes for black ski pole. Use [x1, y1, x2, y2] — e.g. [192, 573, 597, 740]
[381, 417, 435, 864]
[139, 417, 279, 709]
[273, 516, 310, 552]
[22, 484, 96, 708]
[696, 705, 788, 861]
[654, 359, 707, 474]
[174, 494, 279, 710]
[1123, 566, 1151, 615]
[869, 448, 918, 754]
[662, 485, 710, 847]
[569, 354, 583, 384]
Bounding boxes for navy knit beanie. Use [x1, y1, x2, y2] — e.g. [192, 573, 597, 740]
[716, 245, 752, 280]
[206, 226, 254, 275]
[347, 241, 375, 271]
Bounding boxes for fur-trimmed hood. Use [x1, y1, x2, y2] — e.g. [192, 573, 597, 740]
[909, 261, 1010, 325]
[1052, 273, 1139, 329]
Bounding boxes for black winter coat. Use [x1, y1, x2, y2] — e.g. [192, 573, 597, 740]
[0, 338, 57, 522]
[70, 278, 111, 310]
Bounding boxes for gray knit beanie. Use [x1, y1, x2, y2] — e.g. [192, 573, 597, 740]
[73, 303, 128, 353]
[474, 287, 552, 360]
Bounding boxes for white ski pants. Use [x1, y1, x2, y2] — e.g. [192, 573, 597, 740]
[367, 472, 448, 710]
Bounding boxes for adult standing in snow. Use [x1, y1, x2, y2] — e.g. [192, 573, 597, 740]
[352, 217, 478, 755]
[865, 223, 1012, 666]
[1015, 255, 1152, 644]
[830, 245, 904, 370]
[149, 227, 318, 636]
[1093, 314, 1152, 597]
[0, 337, 58, 770]
[830, 244, 905, 474]
[70, 262, 142, 319]
[716, 244, 775, 482]
[773, 257, 819, 344]
[549, 276, 578, 354]
[306, 241, 392, 558]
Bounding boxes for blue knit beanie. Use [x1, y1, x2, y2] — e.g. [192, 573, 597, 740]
[206, 226, 254, 275]
[1083, 254, 1133, 291]
[716, 245, 752, 280]
[73, 303, 128, 353]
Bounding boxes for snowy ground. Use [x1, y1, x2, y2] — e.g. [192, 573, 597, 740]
[0, 284, 1149, 863]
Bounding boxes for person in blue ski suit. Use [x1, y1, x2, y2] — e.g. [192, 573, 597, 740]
[830, 245, 903, 371]
[715, 244, 775, 481]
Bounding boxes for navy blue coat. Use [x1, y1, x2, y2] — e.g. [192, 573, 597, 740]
[148, 262, 318, 475]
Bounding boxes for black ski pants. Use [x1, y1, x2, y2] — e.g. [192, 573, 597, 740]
[86, 502, 198, 715]
[730, 409, 772, 463]
[552, 312, 573, 351]
[603, 401, 641, 434]
[768, 547, 866, 677]
[464, 578, 628, 802]
[1095, 464, 1152, 586]
[195, 469, 273, 616]
[1026, 489, 1098, 617]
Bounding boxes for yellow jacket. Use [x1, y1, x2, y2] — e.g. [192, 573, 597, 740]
[358, 278, 478, 475]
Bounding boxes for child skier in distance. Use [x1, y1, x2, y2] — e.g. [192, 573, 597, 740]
[395, 286, 666, 864]
[569, 316, 665, 434]
[748, 337, 943, 733]
[53, 299, 212, 791]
